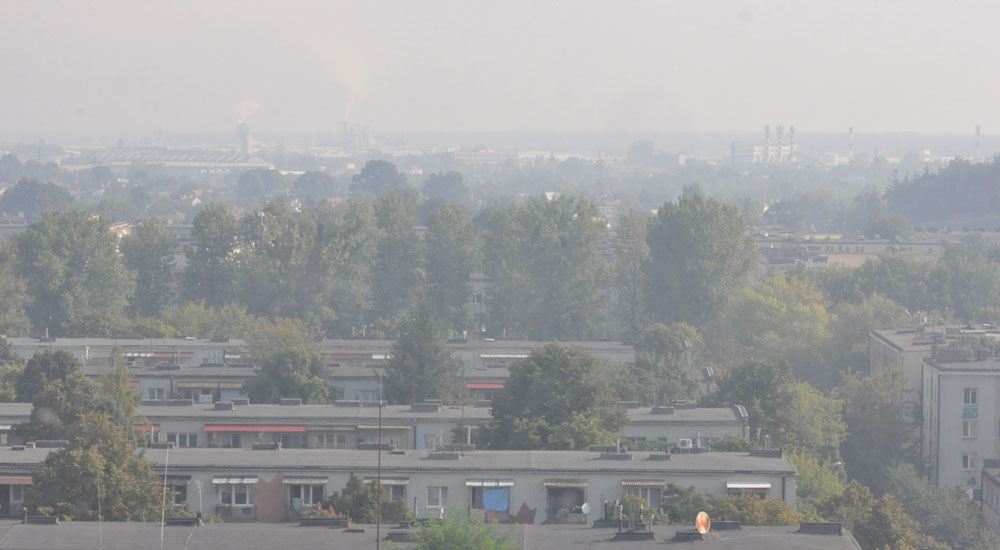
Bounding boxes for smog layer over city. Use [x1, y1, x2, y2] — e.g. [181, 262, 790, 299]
[1, 2, 999, 549]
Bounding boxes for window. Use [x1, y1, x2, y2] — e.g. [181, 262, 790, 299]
[424, 434, 438, 450]
[289, 484, 324, 509]
[225, 433, 241, 448]
[10, 486, 23, 503]
[427, 486, 448, 508]
[169, 483, 187, 505]
[388, 485, 405, 501]
[147, 388, 165, 400]
[316, 433, 346, 449]
[963, 453, 978, 470]
[220, 484, 254, 506]
[624, 486, 662, 509]
[471, 487, 510, 512]
[166, 433, 197, 448]
[964, 388, 978, 405]
[962, 420, 978, 438]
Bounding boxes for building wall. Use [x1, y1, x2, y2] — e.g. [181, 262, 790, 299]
[175, 463, 795, 524]
[924, 365, 1000, 489]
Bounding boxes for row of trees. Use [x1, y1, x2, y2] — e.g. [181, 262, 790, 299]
[0, 187, 760, 344]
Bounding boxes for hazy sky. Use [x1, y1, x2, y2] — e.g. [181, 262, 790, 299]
[1, 0, 998, 135]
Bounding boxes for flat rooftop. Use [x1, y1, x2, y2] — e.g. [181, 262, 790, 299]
[0, 521, 860, 549]
[137, 448, 797, 475]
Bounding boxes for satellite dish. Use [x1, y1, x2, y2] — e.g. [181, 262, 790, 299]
[695, 511, 711, 534]
[581, 503, 591, 515]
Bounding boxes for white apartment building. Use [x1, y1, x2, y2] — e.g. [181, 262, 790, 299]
[921, 354, 1000, 489]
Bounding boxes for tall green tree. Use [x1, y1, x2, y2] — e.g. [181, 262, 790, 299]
[350, 160, 407, 196]
[120, 218, 176, 318]
[834, 369, 919, 494]
[243, 347, 331, 404]
[235, 168, 284, 207]
[482, 195, 609, 340]
[617, 323, 701, 405]
[706, 359, 845, 459]
[886, 463, 999, 550]
[0, 240, 30, 337]
[16, 370, 100, 442]
[371, 191, 423, 321]
[16, 349, 84, 403]
[818, 480, 947, 550]
[613, 209, 651, 339]
[725, 275, 832, 387]
[15, 210, 135, 336]
[0, 178, 74, 220]
[183, 203, 238, 306]
[98, 345, 141, 430]
[644, 192, 756, 327]
[485, 343, 625, 450]
[425, 204, 480, 329]
[27, 413, 168, 521]
[421, 171, 469, 203]
[236, 200, 314, 318]
[384, 296, 460, 404]
[292, 171, 338, 203]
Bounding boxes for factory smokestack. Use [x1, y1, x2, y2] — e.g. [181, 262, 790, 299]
[237, 123, 252, 156]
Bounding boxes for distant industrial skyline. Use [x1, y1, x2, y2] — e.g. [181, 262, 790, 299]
[2, 1, 999, 135]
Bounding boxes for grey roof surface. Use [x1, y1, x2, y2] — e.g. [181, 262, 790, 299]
[137, 403, 493, 422]
[0, 447, 51, 468]
[0, 403, 33, 418]
[924, 358, 1000, 372]
[625, 407, 740, 424]
[0, 521, 861, 550]
[0, 402, 744, 427]
[7, 337, 245, 350]
[139, 449, 797, 475]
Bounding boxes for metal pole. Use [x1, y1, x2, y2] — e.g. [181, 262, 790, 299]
[376, 373, 382, 549]
[160, 447, 169, 550]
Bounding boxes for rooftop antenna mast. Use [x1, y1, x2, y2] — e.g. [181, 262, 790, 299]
[789, 125, 796, 163]
[763, 125, 771, 164]
[976, 124, 982, 161]
[848, 127, 854, 162]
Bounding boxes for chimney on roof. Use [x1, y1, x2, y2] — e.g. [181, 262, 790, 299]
[797, 523, 843, 536]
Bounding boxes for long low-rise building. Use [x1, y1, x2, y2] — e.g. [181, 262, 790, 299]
[0, 446, 797, 524]
[0, 401, 749, 452]
[8, 338, 634, 369]
[12, 337, 633, 406]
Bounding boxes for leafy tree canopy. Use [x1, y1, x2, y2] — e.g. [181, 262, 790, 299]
[321, 473, 406, 524]
[27, 412, 173, 521]
[15, 210, 135, 337]
[0, 178, 74, 220]
[644, 191, 756, 327]
[485, 343, 625, 450]
[384, 296, 459, 404]
[350, 160, 407, 196]
[412, 507, 518, 550]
